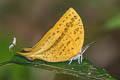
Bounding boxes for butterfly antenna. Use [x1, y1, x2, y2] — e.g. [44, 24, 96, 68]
[81, 41, 96, 55]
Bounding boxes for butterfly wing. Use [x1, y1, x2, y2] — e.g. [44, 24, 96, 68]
[30, 8, 74, 52]
[17, 8, 84, 62]
[34, 8, 84, 62]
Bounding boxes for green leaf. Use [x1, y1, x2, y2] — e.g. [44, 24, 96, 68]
[0, 54, 116, 80]
[105, 14, 120, 30]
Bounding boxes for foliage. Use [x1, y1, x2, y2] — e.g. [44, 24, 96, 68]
[105, 14, 120, 30]
[0, 54, 115, 80]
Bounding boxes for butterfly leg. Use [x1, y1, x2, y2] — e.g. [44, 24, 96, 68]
[77, 44, 90, 63]
[69, 58, 73, 64]
[77, 53, 83, 64]
[69, 42, 95, 64]
[78, 55, 81, 64]
[80, 54, 83, 63]
[77, 41, 96, 63]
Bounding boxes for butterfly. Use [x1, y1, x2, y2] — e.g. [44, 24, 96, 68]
[16, 8, 93, 64]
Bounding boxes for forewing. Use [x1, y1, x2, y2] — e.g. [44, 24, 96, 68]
[32, 8, 75, 52]
[34, 8, 84, 62]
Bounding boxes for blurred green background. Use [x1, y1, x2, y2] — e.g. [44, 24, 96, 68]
[0, 0, 120, 80]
